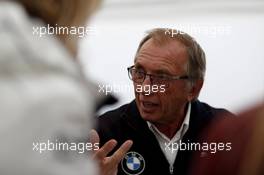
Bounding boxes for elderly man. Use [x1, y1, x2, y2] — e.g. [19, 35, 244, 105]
[91, 28, 232, 175]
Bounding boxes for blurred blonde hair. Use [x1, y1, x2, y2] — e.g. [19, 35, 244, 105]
[17, 0, 100, 56]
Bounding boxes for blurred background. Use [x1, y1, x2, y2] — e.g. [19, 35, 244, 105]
[78, 0, 264, 114]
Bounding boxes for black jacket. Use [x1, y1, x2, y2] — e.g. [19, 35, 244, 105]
[96, 100, 231, 175]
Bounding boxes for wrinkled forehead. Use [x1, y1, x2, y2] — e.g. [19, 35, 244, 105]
[136, 38, 188, 59]
[135, 39, 189, 74]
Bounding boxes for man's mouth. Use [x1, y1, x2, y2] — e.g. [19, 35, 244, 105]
[141, 101, 159, 111]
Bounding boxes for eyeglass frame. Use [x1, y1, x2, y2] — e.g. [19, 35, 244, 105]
[127, 65, 190, 87]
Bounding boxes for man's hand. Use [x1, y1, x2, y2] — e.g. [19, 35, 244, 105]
[89, 129, 133, 175]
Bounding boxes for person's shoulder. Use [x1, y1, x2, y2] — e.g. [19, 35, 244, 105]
[97, 101, 134, 123]
[95, 101, 136, 140]
[192, 100, 235, 118]
[187, 100, 235, 138]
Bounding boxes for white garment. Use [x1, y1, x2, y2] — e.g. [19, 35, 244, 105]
[0, 2, 97, 175]
[147, 103, 191, 166]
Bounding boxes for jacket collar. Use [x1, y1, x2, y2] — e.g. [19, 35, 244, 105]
[120, 99, 211, 142]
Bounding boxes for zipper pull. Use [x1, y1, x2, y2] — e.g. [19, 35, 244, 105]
[169, 165, 174, 174]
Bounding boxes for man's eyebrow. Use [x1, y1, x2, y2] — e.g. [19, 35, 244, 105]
[134, 63, 172, 74]
[153, 69, 171, 75]
[134, 64, 144, 69]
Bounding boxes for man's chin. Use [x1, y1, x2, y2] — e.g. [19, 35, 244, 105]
[139, 110, 159, 122]
[136, 100, 160, 121]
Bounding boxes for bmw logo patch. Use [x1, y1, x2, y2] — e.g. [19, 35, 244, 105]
[121, 151, 145, 175]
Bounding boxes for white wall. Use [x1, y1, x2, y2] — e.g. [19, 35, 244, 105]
[79, 0, 264, 114]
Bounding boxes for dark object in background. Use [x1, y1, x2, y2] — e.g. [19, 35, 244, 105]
[190, 103, 264, 175]
[95, 94, 118, 111]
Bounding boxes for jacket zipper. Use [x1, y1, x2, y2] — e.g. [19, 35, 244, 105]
[169, 164, 174, 174]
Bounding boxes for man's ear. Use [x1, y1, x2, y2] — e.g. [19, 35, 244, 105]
[187, 79, 204, 101]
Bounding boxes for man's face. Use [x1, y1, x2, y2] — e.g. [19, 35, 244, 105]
[134, 39, 192, 124]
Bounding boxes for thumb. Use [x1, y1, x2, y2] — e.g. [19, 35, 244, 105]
[89, 129, 100, 146]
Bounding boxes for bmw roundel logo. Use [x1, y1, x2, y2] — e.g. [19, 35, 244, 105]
[121, 151, 145, 175]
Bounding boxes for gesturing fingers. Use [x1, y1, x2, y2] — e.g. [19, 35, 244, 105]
[93, 139, 117, 160]
[89, 130, 134, 175]
[110, 140, 133, 164]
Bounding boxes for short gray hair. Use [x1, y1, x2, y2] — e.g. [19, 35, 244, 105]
[135, 28, 206, 82]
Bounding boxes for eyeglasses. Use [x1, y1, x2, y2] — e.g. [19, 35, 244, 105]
[127, 65, 189, 87]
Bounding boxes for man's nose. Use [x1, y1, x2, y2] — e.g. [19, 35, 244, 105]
[141, 75, 153, 96]
[142, 75, 152, 86]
